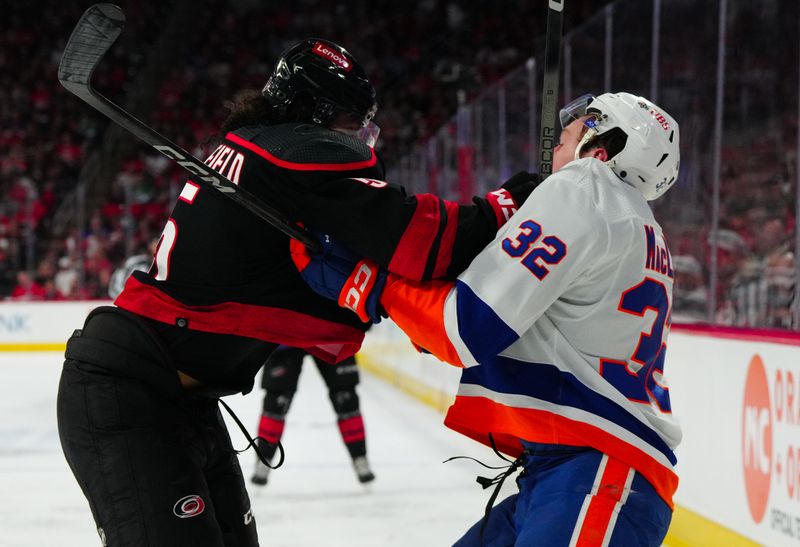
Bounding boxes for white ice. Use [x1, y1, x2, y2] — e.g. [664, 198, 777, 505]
[0, 352, 518, 547]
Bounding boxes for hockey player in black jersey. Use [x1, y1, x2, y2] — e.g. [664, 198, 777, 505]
[57, 37, 538, 547]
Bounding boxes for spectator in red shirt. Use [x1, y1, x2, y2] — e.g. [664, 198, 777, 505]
[10, 271, 46, 301]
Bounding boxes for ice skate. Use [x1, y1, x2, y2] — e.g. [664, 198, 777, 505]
[251, 458, 271, 486]
[352, 455, 375, 484]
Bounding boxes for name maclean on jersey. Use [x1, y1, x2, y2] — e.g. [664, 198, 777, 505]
[644, 224, 673, 278]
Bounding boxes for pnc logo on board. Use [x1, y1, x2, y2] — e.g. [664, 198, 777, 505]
[742, 354, 772, 523]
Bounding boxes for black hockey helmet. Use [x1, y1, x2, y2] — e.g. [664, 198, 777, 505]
[262, 38, 377, 128]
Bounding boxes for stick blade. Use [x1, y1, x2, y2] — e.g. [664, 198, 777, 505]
[58, 3, 125, 88]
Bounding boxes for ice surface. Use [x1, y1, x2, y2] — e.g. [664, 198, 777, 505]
[0, 352, 517, 546]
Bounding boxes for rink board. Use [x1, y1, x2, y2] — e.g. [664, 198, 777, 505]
[3, 302, 800, 546]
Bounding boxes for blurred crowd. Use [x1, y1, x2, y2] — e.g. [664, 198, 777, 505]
[0, 0, 606, 299]
[0, 0, 796, 329]
[662, 0, 797, 328]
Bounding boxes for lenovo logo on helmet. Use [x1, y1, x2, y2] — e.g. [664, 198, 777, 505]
[312, 41, 352, 72]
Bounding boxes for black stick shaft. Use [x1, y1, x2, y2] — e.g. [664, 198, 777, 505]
[539, 0, 565, 180]
[58, 4, 320, 252]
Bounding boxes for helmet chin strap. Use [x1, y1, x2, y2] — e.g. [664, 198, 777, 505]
[573, 116, 601, 161]
[573, 127, 597, 161]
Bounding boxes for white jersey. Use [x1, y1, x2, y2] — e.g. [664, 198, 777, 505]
[386, 157, 681, 506]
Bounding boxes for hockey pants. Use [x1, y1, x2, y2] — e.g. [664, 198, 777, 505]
[57, 307, 258, 547]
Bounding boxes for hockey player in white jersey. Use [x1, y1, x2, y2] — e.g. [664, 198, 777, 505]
[293, 91, 681, 546]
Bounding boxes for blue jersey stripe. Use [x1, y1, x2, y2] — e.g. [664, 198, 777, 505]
[455, 280, 520, 362]
[460, 355, 677, 465]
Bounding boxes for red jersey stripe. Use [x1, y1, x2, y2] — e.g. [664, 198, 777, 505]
[573, 456, 633, 546]
[115, 276, 364, 364]
[432, 200, 460, 278]
[226, 132, 377, 172]
[388, 194, 441, 280]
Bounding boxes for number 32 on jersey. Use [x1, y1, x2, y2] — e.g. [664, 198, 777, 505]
[501, 219, 567, 279]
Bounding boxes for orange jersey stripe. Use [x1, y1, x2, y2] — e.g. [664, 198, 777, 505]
[380, 274, 464, 367]
[443, 396, 677, 508]
[574, 457, 633, 546]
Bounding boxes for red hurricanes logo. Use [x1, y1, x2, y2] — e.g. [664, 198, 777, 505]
[742, 354, 772, 523]
[173, 495, 205, 519]
[312, 41, 352, 72]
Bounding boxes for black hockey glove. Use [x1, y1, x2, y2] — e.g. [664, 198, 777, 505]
[290, 230, 387, 324]
[477, 171, 540, 229]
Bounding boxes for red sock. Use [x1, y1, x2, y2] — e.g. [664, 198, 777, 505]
[258, 414, 285, 445]
[338, 415, 366, 444]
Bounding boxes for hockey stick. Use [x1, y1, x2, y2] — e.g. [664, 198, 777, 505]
[538, 0, 565, 179]
[58, 3, 321, 252]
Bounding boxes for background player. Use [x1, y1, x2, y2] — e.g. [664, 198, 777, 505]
[293, 92, 681, 546]
[250, 345, 374, 486]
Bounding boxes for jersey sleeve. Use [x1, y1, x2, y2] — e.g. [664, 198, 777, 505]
[286, 174, 536, 282]
[224, 128, 538, 282]
[380, 166, 609, 367]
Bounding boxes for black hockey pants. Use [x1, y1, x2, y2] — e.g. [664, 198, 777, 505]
[56, 307, 258, 547]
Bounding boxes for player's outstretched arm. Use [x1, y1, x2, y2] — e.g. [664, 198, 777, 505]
[292, 167, 605, 369]
[290, 230, 503, 368]
[288, 171, 538, 282]
[239, 136, 538, 282]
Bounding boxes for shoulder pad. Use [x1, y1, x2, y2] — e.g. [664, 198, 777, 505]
[236, 123, 374, 166]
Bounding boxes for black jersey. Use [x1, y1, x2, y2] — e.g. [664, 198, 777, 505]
[116, 123, 535, 392]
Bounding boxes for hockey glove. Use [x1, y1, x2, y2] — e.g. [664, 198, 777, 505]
[480, 171, 540, 229]
[290, 230, 387, 324]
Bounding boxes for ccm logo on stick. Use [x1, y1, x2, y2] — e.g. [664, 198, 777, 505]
[154, 145, 237, 193]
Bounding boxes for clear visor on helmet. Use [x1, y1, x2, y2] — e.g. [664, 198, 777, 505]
[330, 110, 381, 147]
[355, 121, 381, 147]
[560, 94, 610, 161]
[559, 93, 596, 128]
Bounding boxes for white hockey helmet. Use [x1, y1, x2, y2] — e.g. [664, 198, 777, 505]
[560, 92, 680, 200]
